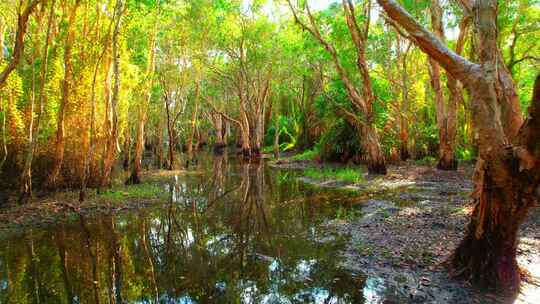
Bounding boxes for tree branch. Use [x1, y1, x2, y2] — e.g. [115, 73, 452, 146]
[376, 0, 479, 83]
[0, 0, 41, 89]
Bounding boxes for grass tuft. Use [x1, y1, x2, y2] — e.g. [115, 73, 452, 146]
[291, 148, 319, 161]
[99, 183, 167, 202]
[304, 167, 363, 183]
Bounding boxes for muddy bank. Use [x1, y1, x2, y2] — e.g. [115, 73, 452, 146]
[293, 162, 540, 303]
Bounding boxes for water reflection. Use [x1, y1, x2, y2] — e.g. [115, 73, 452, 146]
[0, 155, 371, 303]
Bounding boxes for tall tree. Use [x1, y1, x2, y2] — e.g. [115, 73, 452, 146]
[427, 0, 458, 170]
[101, 0, 124, 188]
[46, 0, 82, 188]
[377, 0, 540, 293]
[20, 0, 56, 202]
[127, 1, 159, 184]
[288, 0, 387, 174]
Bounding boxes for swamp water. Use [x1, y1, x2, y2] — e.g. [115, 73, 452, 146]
[0, 154, 440, 303]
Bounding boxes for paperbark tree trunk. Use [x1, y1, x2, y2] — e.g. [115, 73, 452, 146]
[47, 0, 81, 188]
[396, 35, 411, 161]
[377, 0, 539, 294]
[101, 0, 124, 188]
[122, 129, 130, 170]
[0, 18, 6, 172]
[80, 7, 113, 200]
[377, 0, 540, 295]
[128, 114, 145, 183]
[186, 80, 199, 160]
[20, 0, 56, 202]
[165, 96, 174, 170]
[213, 113, 225, 154]
[129, 18, 158, 183]
[428, 0, 457, 170]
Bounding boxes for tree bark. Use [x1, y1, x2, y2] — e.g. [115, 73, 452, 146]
[213, 112, 225, 154]
[20, 0, 56, 201]
[80, 6, 114, 200]
[128, 13, 157, 183]
[101, 0, 124, 188]
[428, 0, 457, 170]
[165, 95, 174, 170]
[187, 81, 199, 158]
[47, 0, 81, 188]
[377, 0, 538, 293]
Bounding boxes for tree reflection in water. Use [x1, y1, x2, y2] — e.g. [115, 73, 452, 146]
[0, 155, 381, 303]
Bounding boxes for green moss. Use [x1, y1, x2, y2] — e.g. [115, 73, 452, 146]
[304, 167, 363, 184]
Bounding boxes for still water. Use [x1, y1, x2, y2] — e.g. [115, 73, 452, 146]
[0, 155, 378, 303]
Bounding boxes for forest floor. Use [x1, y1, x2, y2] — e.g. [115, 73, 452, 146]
[271, 158, 540, 304]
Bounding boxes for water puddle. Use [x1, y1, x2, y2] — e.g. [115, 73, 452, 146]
[0, 154, 449, 303]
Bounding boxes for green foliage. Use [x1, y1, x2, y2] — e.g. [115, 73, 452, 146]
[291, 146, 320, 161]
[318, 118, 361, 162]
[456, 147, 475, 162]
[304, 167, 363, 184]
[99, 183, 167, 202]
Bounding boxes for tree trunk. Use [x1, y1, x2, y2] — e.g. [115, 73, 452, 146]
[101, 0, 124, 188]
[377, 0, 540, 293]
[122, 129, 130, 170]
[428, 0, 457, 171]
[127, 112, 145, 184]
[0, 99, 7, 172]
[187, 80, 200, 161]
[362, 123, 387, 174]
[239, 110, 251, 159]
[213, 113, 225, 154]
[20, 0, 56, 201]
[47, 0, 81, 188]
[396, 37, 410, 161]
[0, 18, 6, 172]
[128, 10, 157, 183]
[165, 97, 174, 170]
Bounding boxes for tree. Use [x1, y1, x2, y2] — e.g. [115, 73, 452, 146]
[19, 0, 56, 202]
[377, 0, 540, 293]
[100, 0, 125, 188]
[287, 0, 387, 174]
[46, 0, 82, 188]
[0, 0, 41, 89]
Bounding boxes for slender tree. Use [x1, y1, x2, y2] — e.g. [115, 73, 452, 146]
[47, 0, 82, 188]
[287, 0, 387, 174]
[20, 0, 56, 202]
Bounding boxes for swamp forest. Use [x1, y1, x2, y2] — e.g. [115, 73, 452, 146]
[0, 0, 539, 303]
